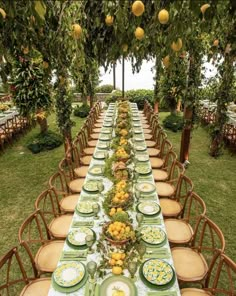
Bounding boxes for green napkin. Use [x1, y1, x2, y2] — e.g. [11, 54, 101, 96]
[147, 291, 177, 296]
[142, 218, 161, 225]
[60, 257, 86, 261]
[72, 221, 94, 227]
[144, 248, 170, 259]
[60, 250, 87, 261]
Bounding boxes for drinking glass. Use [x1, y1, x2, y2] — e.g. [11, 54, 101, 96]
[136, 243, 146, 261]
[92, 203, 100, 219]
[86, 261, 97, 283]
[135, 190, 141, 202]
[97, 182, 104, 194]
[86, 234, 94, 254]
[136, 213, 144, 227]
[128, 261, 138, 281]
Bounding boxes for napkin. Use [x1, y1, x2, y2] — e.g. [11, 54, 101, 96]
[147, 292, 177, 296]
[72, 221, 94, 227]
[142, 218, 161, 225]
[60, 250, 87, 261]
[144, 248, 170, 259]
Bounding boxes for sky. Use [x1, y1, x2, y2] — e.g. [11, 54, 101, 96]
[99, 58, 218, 90]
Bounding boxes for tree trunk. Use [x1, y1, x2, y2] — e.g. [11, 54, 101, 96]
[64, 129, 72, 154]
[89, 95, 94, 108]
[37, 117, 48, 133]
[179, 107, 193, 163]
[176, 99, 181, 112]
[154, 102, 159, 113]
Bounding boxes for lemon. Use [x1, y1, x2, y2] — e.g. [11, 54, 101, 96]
[0, 8, 6, 19]
[171, 38, 183, 52]
[134, 27, 144, 40]
[43, 61, 49, 69]
[132, 1, 145, 17]
[122, 44, 128, 52]
[162, 55, 170, 68]
[105, 15, 114, 26]
[213, 39, 219, 47]
[112, 266, 123, 275]
[72, 24, 82, 39]
[158, 9, 169, 24]
[200, 3, 210, 14]
[23, 47, 29, 55]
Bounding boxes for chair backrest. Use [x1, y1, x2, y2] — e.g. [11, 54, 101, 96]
[156, 129, 167, 148]
[34, 188, 61, 223]
[174, 174, 193, 202]
[0, 247, 37, 295]
[18, 210, 51, 272]
[162, 150, 177, 177]
[168, 160, 185, 191]
[205, 253, 236, 294]
[192, 215, 225, 268]
[49, 171, 70, 197]
[159, 138, 173, 159]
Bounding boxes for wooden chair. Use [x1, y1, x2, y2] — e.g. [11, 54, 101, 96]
[18, 209, 64, 276]
[0, 246, 51, 296]
[0, 123, 12, 151]
[159, 173, 193, 218]
[68, 144, 91, 174]
[155, 159, 185, 198]
[147, 127, 166, 156]
[49, 171, 79, 213]
[58, 157, 85, 193]
[165, 191, 206, 245]
[35, 188, 73, 239]
[172, 215, 225, 286]
[150, 138, 172, 168]
[181, 253, 236, 295]
[153, 150, 177, 181]
[74, 129, 95, 156]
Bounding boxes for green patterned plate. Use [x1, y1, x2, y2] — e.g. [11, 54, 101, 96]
[101, 128, 112, 134]
[97, 142, 109, 150]
[142, 259, 174, 286]
[137, 201, 161, 216]
[134, 129, 142, 134]
[83, 180, 101, 193]
[103, 122, 113, 127]
[68, 227, 93, 246]
[99, 134, 111, 141]
[53, 262, 85, 287]
[135, 154, 149, 162]
[135, 145, 146, 151]
[135, 165, 151, 175]
[88, 165, 104, 176]
[141, 226, 166, 245]
[76, 201, 95, 214]
[100, 275, 138, 296]
[136, 182, 156, 194]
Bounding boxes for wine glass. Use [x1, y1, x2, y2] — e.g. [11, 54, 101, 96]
[86, 261, 97, 283]
[136, 213, 144, 227]
[92, 203, 100, 219]
[136, 243, 146, 261]
[135, 190, 141, 202]
[97, 182, 104, 194]
[85, 234, 94, 254]
[128, 261, 138, 281]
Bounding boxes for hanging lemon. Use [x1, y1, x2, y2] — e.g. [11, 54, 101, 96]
[0, 8, 6, 19]
[23, 47, 29, 55]
[105, 15, 114, 26]
[158, 9, 169, 24]
[213, 39, 219, 47]
[200, 3, 210, 14]
[162, 55, 170, 68]
[132, 1, 145, 17]
[122, 44, 128, 52]
[171, 38, 183, 52]
[134, 27, 144, 40]
[43, 61, 49, 69]
[72, 24, 82, 39]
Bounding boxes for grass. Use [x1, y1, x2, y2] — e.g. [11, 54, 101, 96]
[159, 112, 236, 260]
[0, 110, 235, 269]
[0, 112, 84, 254]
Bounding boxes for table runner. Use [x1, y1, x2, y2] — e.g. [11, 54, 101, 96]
[48, 102, 180, 296]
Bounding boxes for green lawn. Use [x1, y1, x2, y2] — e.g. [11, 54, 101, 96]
[0, 113, 84, 254]
[159, 112, 236, 260]
[0, 111, 235, 264]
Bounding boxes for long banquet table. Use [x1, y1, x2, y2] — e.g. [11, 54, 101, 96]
[48, 102, 181, 296]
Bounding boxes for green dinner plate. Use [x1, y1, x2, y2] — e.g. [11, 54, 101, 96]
[52, 266, 88, 293]
[76, 201, 95, 214]
[137, 201, 161, 216]
[134, 129, 142, 134]
[99, 134, 111, 141]
[101, 128, 112, 134]
[103, 122, 113, 127]
[135, 145, 146, 151]
[53, 262, 85, 287]
[136, 182, 156, 194]
[141, 259, 175, 288]
[88, 165, 104, 176]
[100, 275, 138, 296]
[97, 141, 109, 150]
[141, 226, 166, 245]
[135, 165, 152, 175]
[68, 227, 94, 246]
[83, 180, 102, 193]
[93, 151, 107, 160]
[135, 154, 149, 162]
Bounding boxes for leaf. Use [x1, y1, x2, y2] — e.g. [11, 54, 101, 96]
[34, 1, 46, 20]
